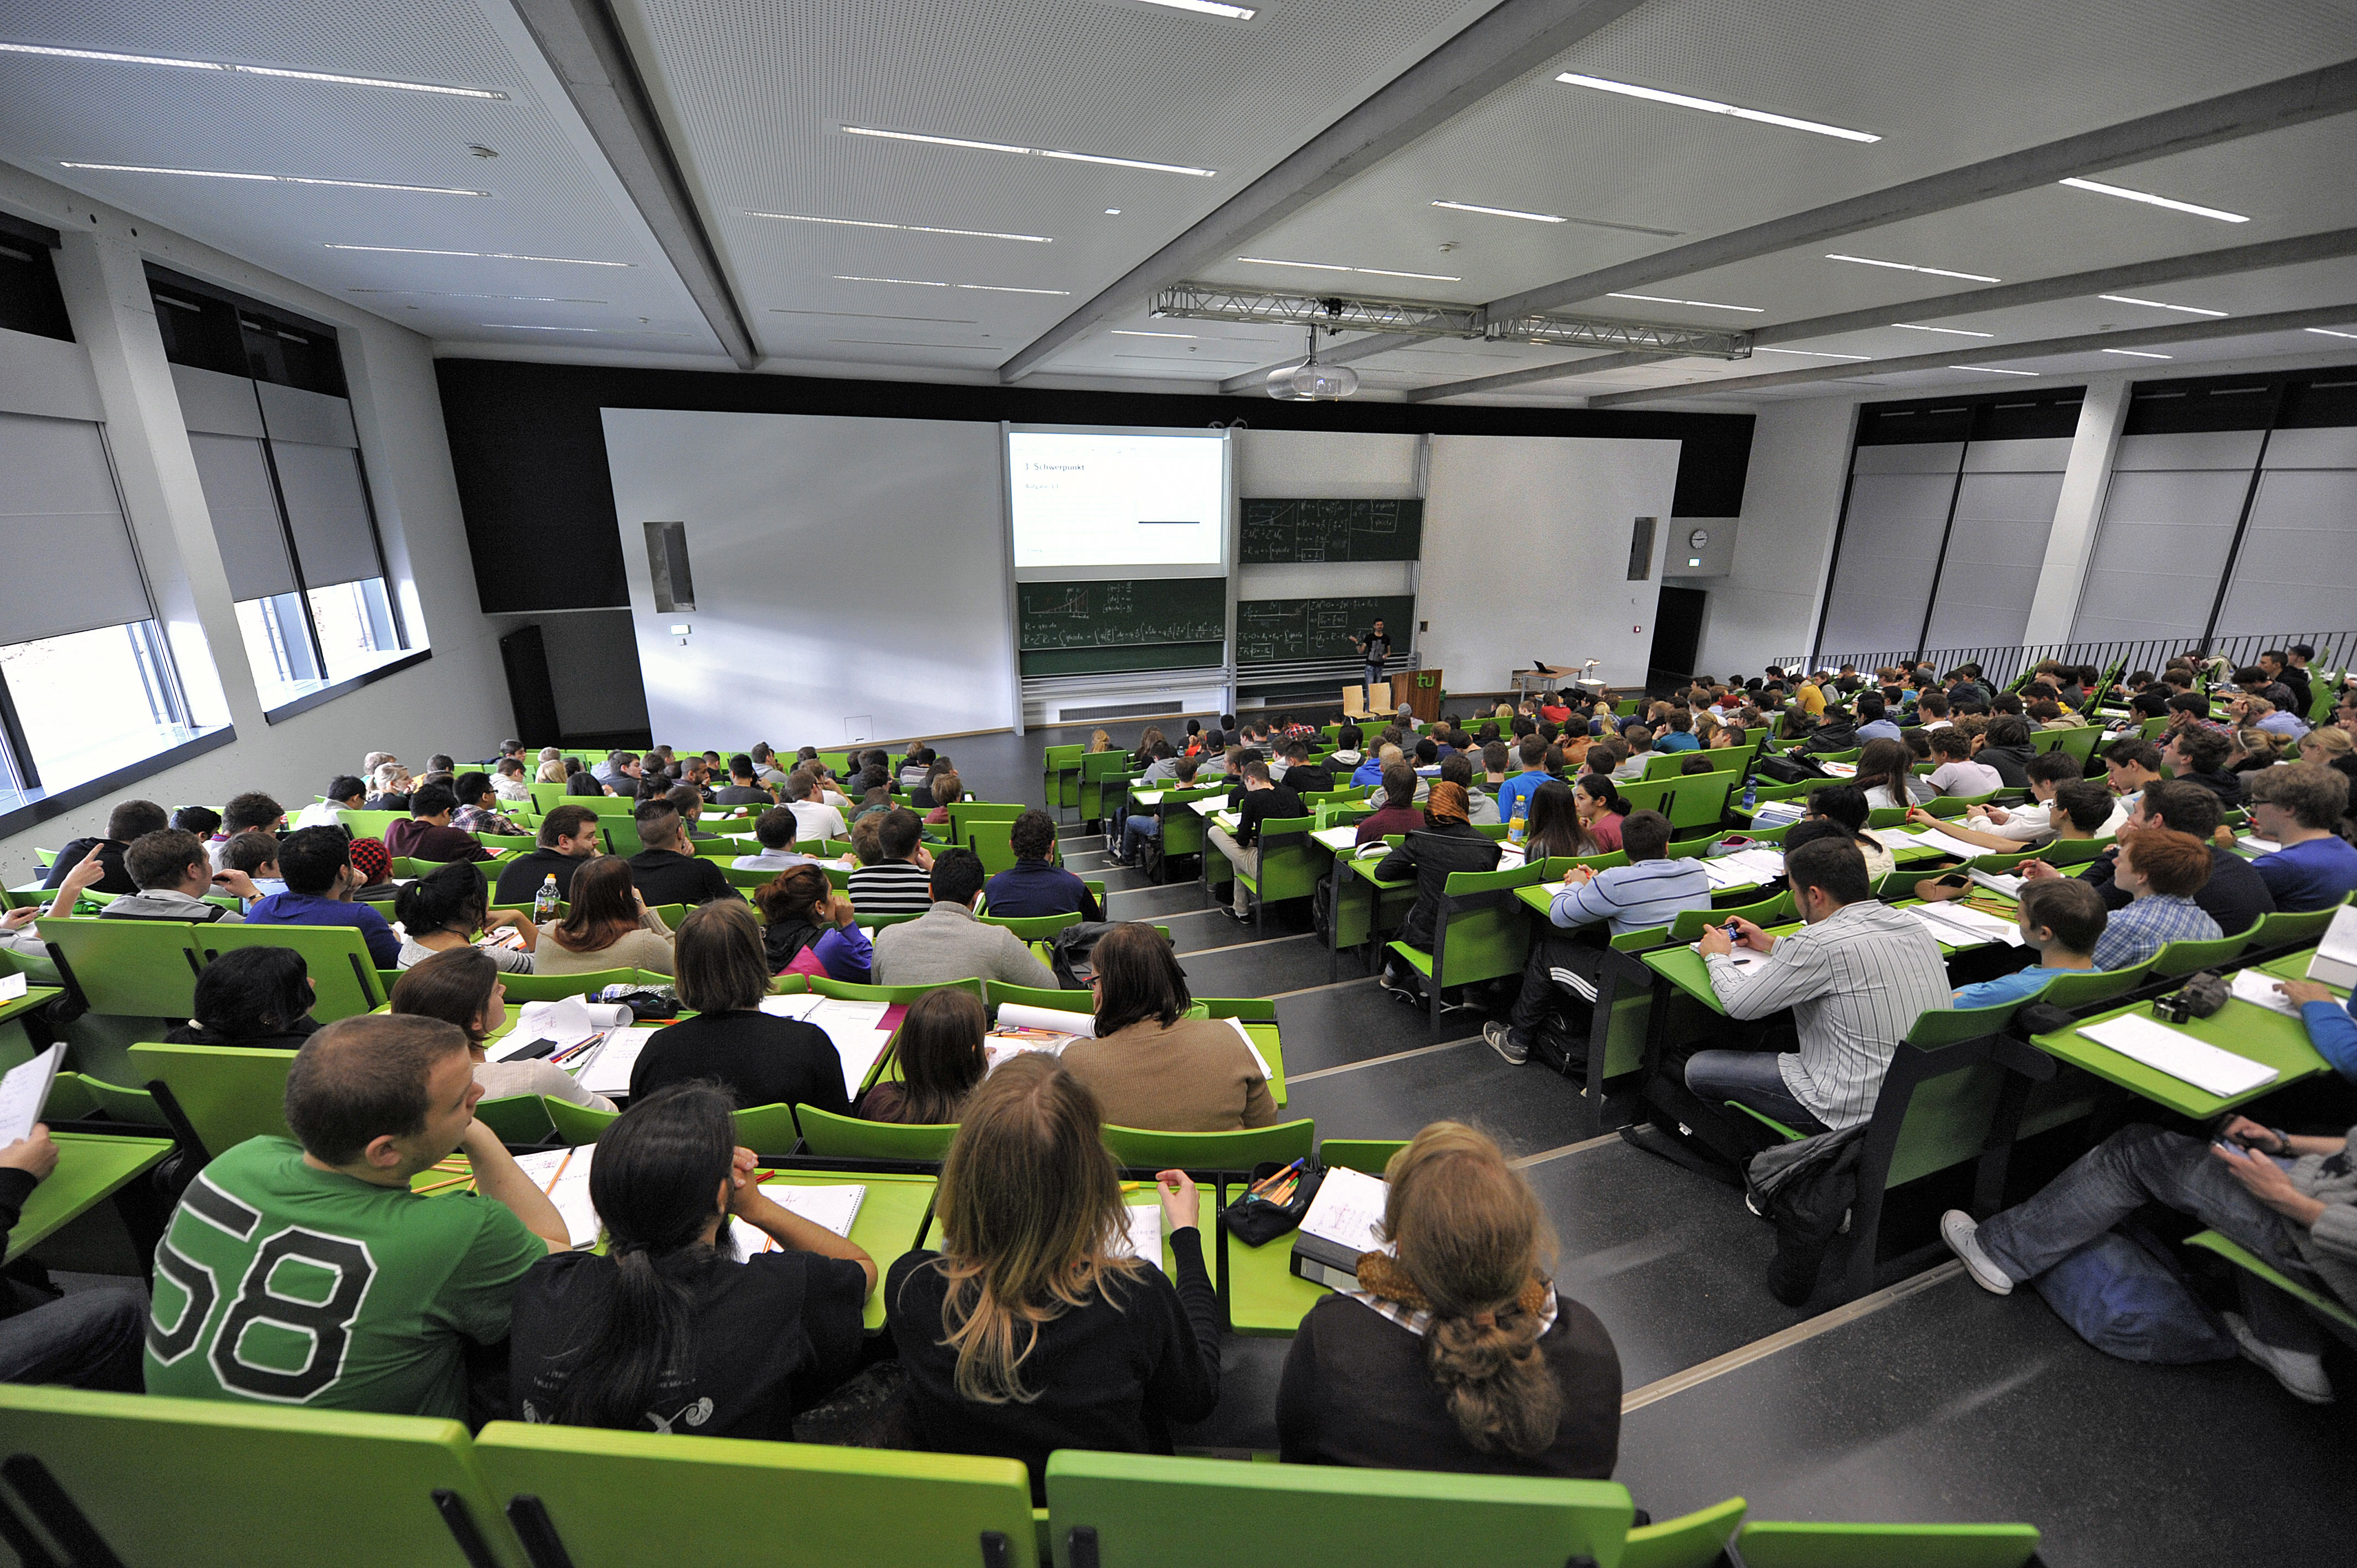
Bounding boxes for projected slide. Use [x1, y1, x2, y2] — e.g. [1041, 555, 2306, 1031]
[1008, 430, 1226, 571]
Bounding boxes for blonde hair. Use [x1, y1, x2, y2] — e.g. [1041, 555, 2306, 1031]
[2299, 725, 2353, 762]
[923, 1053, 1143, 1404]
[1088, 729, 1114, 753]
[1382, 1123, 1563, 1457]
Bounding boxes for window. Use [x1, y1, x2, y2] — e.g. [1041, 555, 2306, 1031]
[0, 621, 202, 803]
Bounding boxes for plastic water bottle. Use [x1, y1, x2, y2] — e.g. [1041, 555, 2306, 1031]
[1741, 777, 1758, 813]
[1507, 806, 1527, 847]
[532, 874, 560, 924]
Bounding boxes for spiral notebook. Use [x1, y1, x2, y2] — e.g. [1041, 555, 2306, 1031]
[728, 1184, 868, 1260]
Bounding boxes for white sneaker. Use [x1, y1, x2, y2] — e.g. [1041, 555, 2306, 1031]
[1940, 1210, 2013, 1296]
[1481, 1022, 1530, 1065]
[2222, 1312, 2335, 1405]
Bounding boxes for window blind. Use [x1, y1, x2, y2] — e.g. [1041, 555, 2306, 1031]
[269, 440, 381, 589]
[187, 433, 297, 601]
[0, 410, 153, 642]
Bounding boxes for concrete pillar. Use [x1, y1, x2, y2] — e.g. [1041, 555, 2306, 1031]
[2021, 378, 2130, 646]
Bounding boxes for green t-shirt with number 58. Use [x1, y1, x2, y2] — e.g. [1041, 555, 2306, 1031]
[145, 1136, 547, 1419]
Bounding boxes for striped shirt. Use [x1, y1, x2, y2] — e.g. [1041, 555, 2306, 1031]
[848, 862, 935, 916]
[1550, 859, 1713, 936]
[1705, 900, 1951, 1131]
[2091, 894, 2220, 971]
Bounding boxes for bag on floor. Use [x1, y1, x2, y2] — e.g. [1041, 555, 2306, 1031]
[2030, 1226, 2237, 1363]
[1310, 873, 1336, 941]
[1136, 831, 1167, 882]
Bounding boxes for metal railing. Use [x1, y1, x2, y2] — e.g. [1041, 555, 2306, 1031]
[1773, 631, 2355, 690]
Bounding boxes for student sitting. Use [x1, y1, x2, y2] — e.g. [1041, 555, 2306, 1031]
[1612, 730, 1654, 780]
[756, 865, 873, 983]
[563, 757, 608, 797]
[1910, 777, 2112, 865]
[142, 1014, 568, 1415]
[1855, 739, 1934, 809]
[624, 798, 734, 909]
[1376, 783, 1502, 1008]
[164, 946, 320, 1050]
[99, 828, 250, 922]
[1060, 924, 1275, 1131]
[1688, 838, 1950, 1134]
[2162, 726, 2244, 809]
[2084, 827, 2222, 970]
[219, 829, 285, 904]
[1654, 711, 1699, 752]
[1274, 737, 1334, 796]
[2244, 763, 2357, 911]
[1923, 728, 2004, 797]
[1436, 753, 1497, 827]
[1114, 755, 1202, 866]
[210, 792, 287, 870]
[509, 1082, 871, 1436]
[1972, 716, 2040, 788]
[924, 770, 965, 828]
[0, 1127, 146, 1392]
[43, 798, 167, 896]
[1207, 763, 1304, 922]
[849, 989, 986, 1126]
[1276, 1122, 1619, 1477]
[1495, 735, 1551, 827]
[1949, 751, 2112, 848]
[711, 754, 775, 808]
[1355, 765, 1428, 846]
[493, 806, 602, 907]
[1348, 739, 1388, 791]
[383, 785, 493, 865]
[246, 828, 404, 969]
[450, 773, 527, 839]
[1800, 786, 1895, 878]
[1327, 725, 1367, 776]
[1519, 780, 1597, 860]
[1851, 693, 1902, 744]
[872, 850, 1057, 988]
[1942, 1115, 2357, 1404]
[986, 810, 1102, 920]
[1485, 811, 1708, 1067]
[1573, 775, 1627, 853]
[728, 806, 809, 874]
[628, 901, 851, 1115]
[883, 1054, 1218, 1501]
[538, 855, 676, 976]
[394, 862, 537, 972]
[390, 948, 615, 1112]
[293, 777, 365, 831]
[492, 757, 532, 804]
[1948, 879, 2107, 1008]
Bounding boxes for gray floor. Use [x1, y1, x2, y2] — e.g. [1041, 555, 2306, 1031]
[941, 720, 2357, 1567]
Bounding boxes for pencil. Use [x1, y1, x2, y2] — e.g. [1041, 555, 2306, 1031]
[1249, 1157, 1305, 1196]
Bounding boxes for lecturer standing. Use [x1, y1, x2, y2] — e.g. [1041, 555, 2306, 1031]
[1360, 620, 1392, 694]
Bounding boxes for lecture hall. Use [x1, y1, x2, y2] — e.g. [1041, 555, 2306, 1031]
[0, 3, 2353, 1564]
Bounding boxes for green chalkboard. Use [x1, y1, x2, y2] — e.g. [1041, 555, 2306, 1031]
[1017, 577, 1227, 677]
[1235, 595, 1416, 666]
[1240, 498, 1423, 563]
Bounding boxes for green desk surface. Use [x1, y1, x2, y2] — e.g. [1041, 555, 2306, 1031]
[2257, 948, 2340, 988]
[2028, 978, 2334, 1119]
[1641, 922, 1807, 1014]
[0, 988, 61, 1028]
[14, 1133, 171, 1255]
[422, 1157, 935, 1333]
[1117, 1184, 1327, 1337]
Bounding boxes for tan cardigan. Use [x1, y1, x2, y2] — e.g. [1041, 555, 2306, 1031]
[1059, 1016, 1278, 1133]
[533, 907, 675, 976]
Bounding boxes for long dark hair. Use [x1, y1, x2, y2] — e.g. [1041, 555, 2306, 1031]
[189, 946, 315, 1043]
[1089, 922, 1190, 1035]
[389, 947, 500, 1046]
[884, 989, 989, 1123]
[393, 861, 487, 938]
[1854, 738, 1917, 805]
[551, 856, 639, 952]
[1522, 781, 1594, 859]
[551, 1082, 738, 1430]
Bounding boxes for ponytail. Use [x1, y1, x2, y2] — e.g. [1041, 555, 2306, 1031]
[550, 1246, 696, 1431]
[393, 860, 486, 937]
[1424, 1288, 1563, 1457]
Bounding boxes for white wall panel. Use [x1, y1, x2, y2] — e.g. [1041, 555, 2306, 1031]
[186, 433, 296, 601]
[2070, 468, 2251, 643]
[1922, 470, 2065, 649]
[2214, 468, 2357, 636]
[1815, 441, 1962, 656]
[0, 411, 152, 641]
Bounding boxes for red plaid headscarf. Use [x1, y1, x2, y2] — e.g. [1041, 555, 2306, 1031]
[347, 837, 392, 884]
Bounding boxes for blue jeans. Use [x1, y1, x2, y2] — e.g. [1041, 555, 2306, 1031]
[1975, 1123, 2329, 1353]
[1684, 1050, 1833, 1136]
[1365, 664, 1384, 694]
[0, 1286, 146, 1391]
[1120, 814, 1161, 861]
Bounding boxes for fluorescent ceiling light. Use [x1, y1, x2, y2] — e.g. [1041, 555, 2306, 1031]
[1113, 329, 1197, 337]
[0, 40, 504, 96]
[2102, 348, 2173, 358]
[834, 275, 1068, 295]
[1949, 364, 2038, 376]
[2306, 327, 2357, 340]
[843, 125, 1213, 178]
[1133, 0, 1257, 16]
[348, 290, 606, 302]
[1825, 252, 1999, 282]
[1555, 71, 1879, 142]
[323, 244, 632, 266]
[2059, 177, 2247, 223]
[1237, 255, 1461, 281]
[2099, 293, 2227, 317]
[1756, 347, 1870, 359]
[62, 161, 485, 195]
[480, 323, 698, 338]
[1608, 291, 1763, 313]
[1892, 322, 1994, 337]
[1432, 199, 1565, 224]
[480, 323, 602, 332]
[744, 210, 1050, 243]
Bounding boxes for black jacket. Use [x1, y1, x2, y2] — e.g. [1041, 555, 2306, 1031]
[625, 848, 734, 907]
[1233, 783, 1306, 849]
[45, 839, 136, 896]
[494, 847, 590, 907]
[1280, 763, 1335, 797]
[1976, 744, 2036, 788]
[1374, 823, 1501, 950]
[2174, 768, 2245, 809]
[1800, 721, 1858, 755]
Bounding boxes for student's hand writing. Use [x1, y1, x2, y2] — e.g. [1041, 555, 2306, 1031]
[2018, 859, 2060, 882]
[1904, 807, 1939, 827]
[1155, 1169, 1200, 1232]
[2213, 825, 2237, 849]
[2278, 979, 2340, 1009]
[0, 1126, 56, 1182]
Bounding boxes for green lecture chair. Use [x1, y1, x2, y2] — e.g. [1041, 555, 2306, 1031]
[472, 1093, 555, 1146]
[0, 1385, 517, 1568]
[2183, 1229, 2357, 1333]
[979, 910, 1084, 942]
[34, 917, 204, 1017]
[198, 923, 387, 1022]
[1316, 1138, 1406, 1177]
[2037, 960, 2157, 1010]
[1078, 751, 1130, 829]
[499, 967, 647, 1002]
[42, 1070, 168, 1128]
[1230, 815, 1322, 931]
[2243, 904, 2343, 952]
[811, 975, 988, 1007]
[1734, 1519, 2042, 1567]
[796, 1102, 958, 1160]
[2148, 932, 2248, 978]
[545, 1099, 621, 1145]
[1622, 1497, 1748, 1568]
[474, 1421, 1038, 1568]
[963, 818, 1021, 876]
[1044, 1450, 1631, 1568]
[1388, 861, 1550, 1033]
[1099, 1120, 1314, 1173]
[127, 1042, 296, 1159]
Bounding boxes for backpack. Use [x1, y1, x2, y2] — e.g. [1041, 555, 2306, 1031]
[2031, 1226, 2237, 1363]
[1049, 922, 1125, 989]
[1755, 754, 1828, 785]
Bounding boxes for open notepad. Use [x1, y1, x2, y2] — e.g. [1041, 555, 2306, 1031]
[573, 1027, 664, 1097]
[2304, 906, 2357, 989]
[728, 1184, 867, 1260]
[2077, 1014, 2278, 1098]
[511, 1146, 600, 1249]
[1111, 1203, 1164, 1271]
[1907, 901, 2024, 949]
[0, 1044, 63, 1146]
[759, 996, 895, 1098]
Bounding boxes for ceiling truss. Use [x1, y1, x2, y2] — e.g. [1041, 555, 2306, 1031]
[1151, 281, 1751, 360]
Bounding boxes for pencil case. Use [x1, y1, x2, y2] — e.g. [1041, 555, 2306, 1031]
[1223, 1160, 1322, 1248]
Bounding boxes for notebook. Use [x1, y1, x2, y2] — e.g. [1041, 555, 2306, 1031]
[0, 1044, 64, 1146]
[511, 1145, 600, 1248]
[728, 1184, 868, 1260]
[2229, 968, 2303, 1018]
[2076, 1015, 2278, 1097]
[2304, 907, 2357, 989]
[573, 1027, 663, 1096]
[1111, 1202, 1163, 1270]
[1291, 1166, 1388, 1289]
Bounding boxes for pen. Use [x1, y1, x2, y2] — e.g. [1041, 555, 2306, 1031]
[1249, 1157, 1305, 1196]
